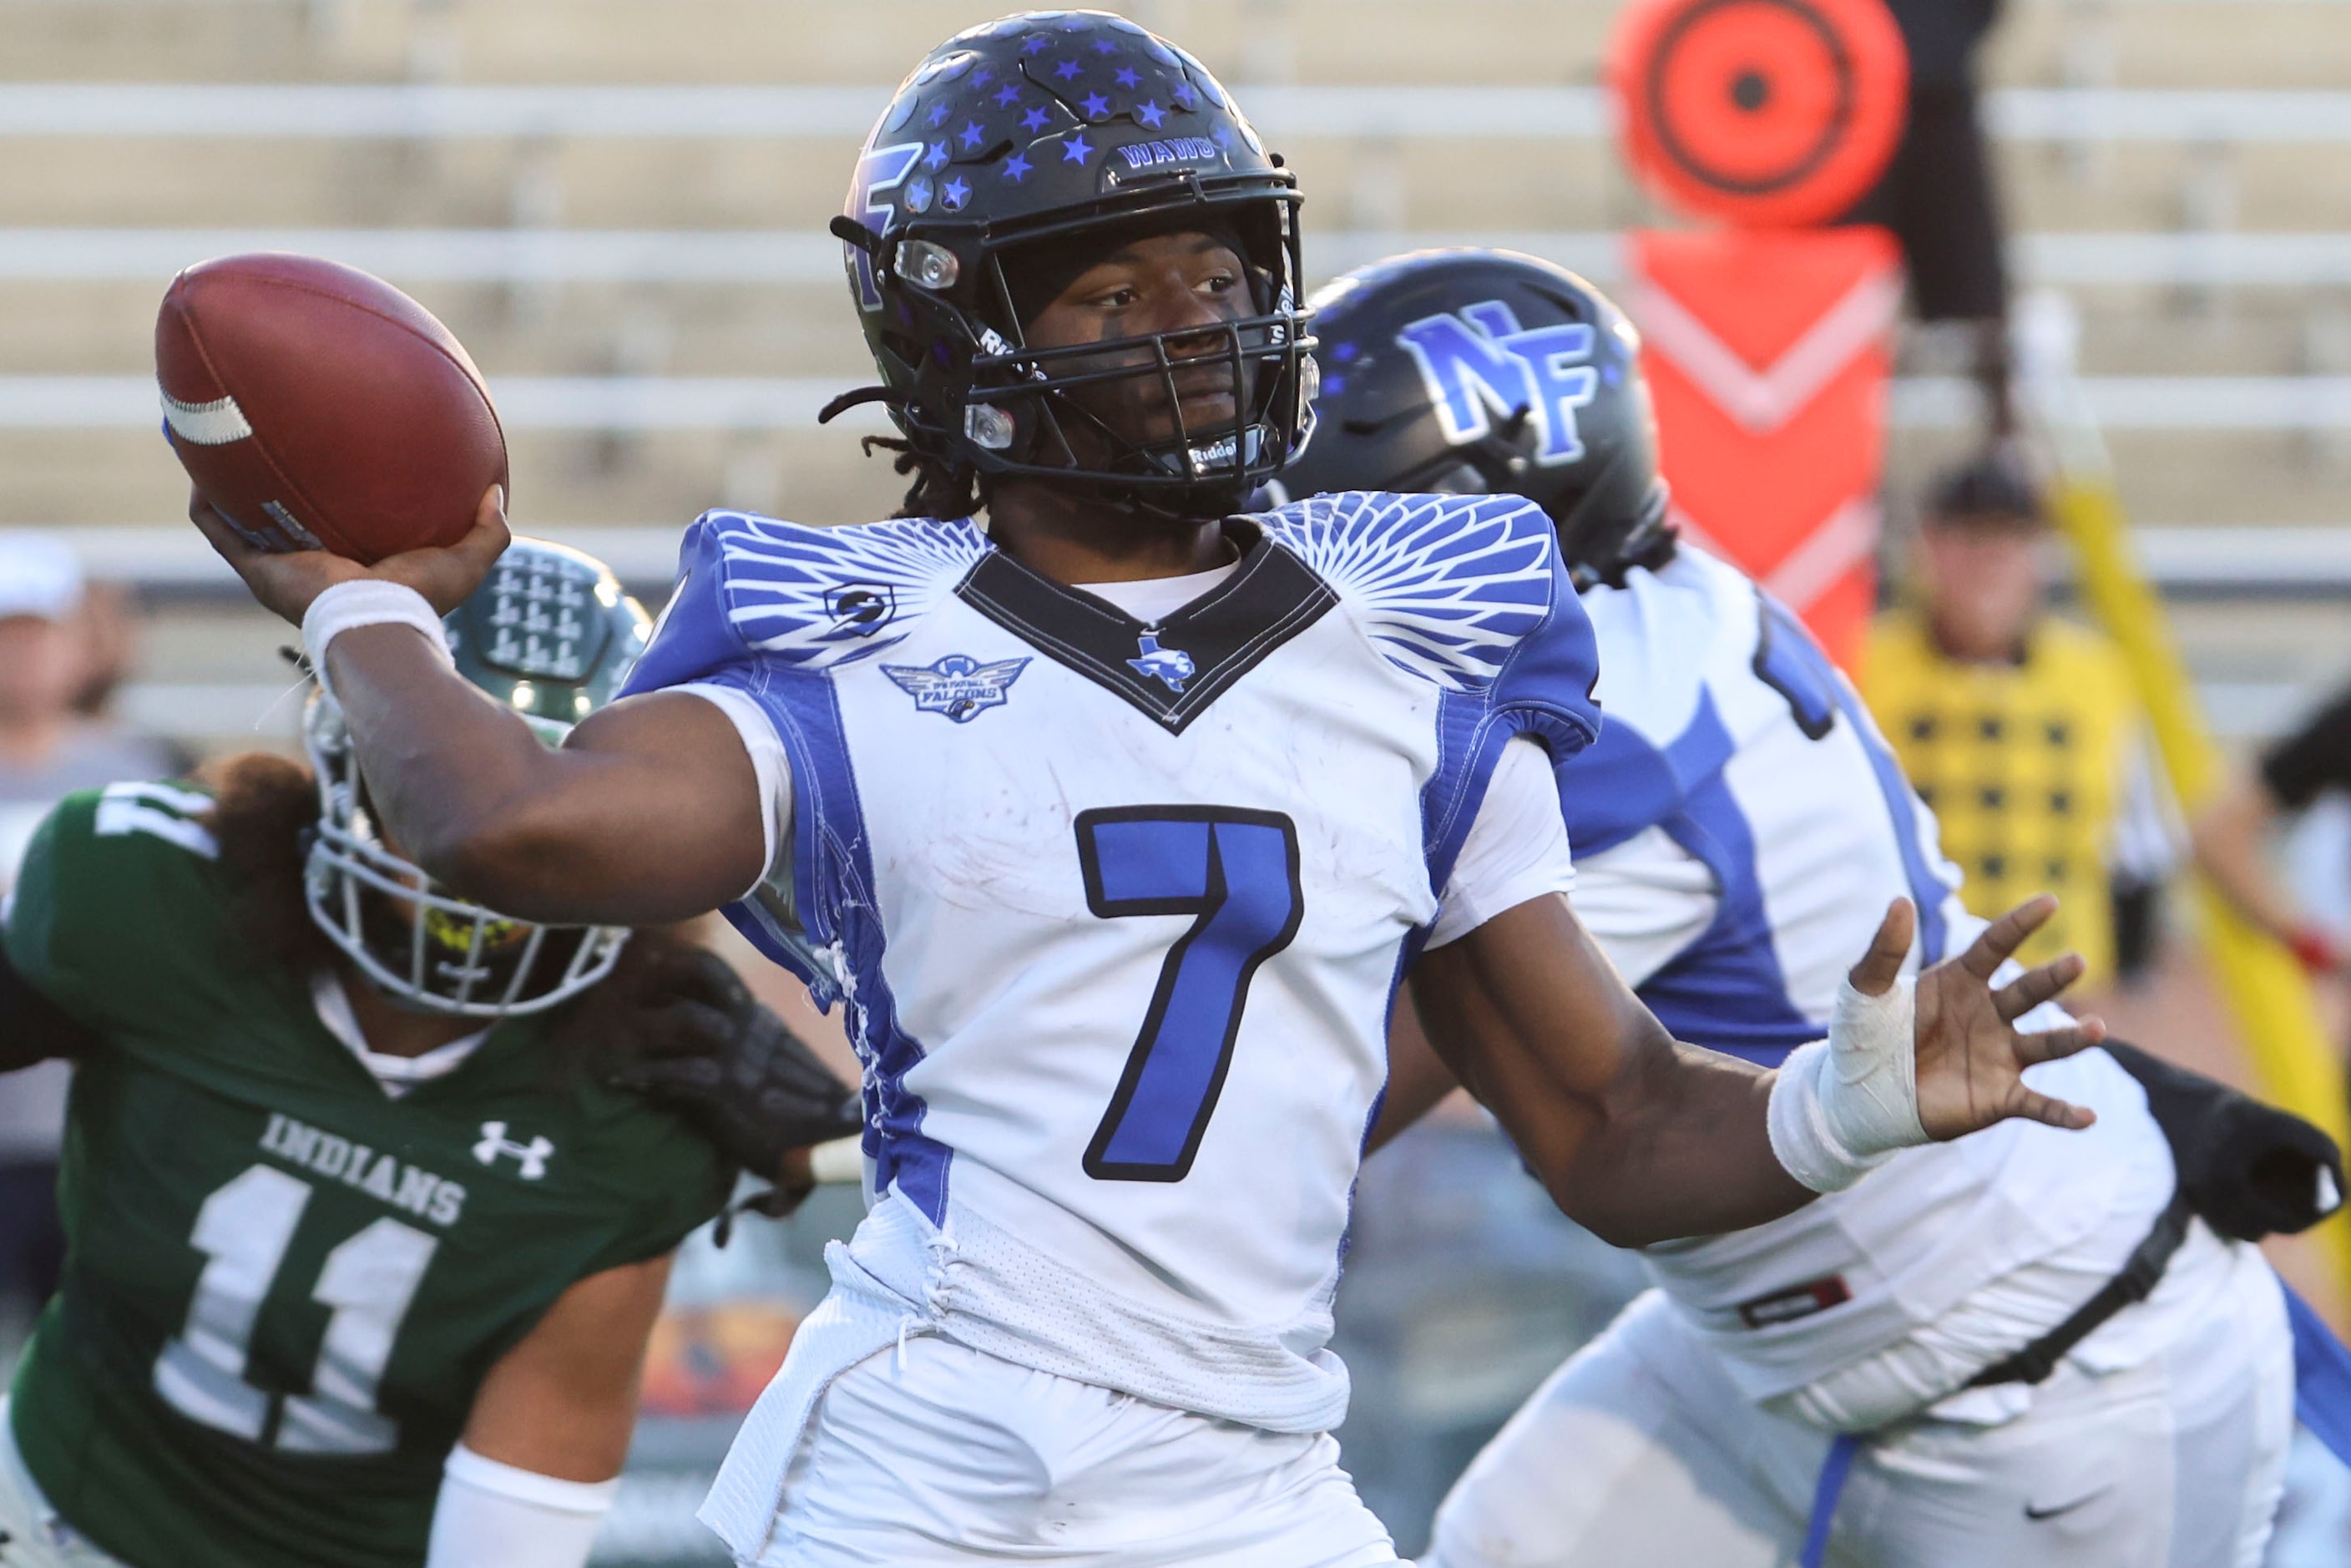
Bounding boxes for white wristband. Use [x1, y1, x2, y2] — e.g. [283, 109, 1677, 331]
[808, 1134, 866, 1186]
[426, 1443, 617, 1568]
[1767, 977, 1929, 1193]
[301, 579, 453, 701]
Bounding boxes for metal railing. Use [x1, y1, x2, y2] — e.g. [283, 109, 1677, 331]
[3, 83, 2350, 144]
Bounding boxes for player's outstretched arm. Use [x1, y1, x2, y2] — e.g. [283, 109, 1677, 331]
[1409, 892, 2102, 1247]
[193, 490, 766, 926]
[426, 1253, 673, 1568]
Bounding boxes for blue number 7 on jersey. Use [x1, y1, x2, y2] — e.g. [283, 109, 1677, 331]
[1074, 807, 1305, 1182]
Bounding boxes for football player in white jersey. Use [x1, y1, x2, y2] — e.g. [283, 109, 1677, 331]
[1277, 249, 2313, 1567]
[193, 16, 2107, 1567]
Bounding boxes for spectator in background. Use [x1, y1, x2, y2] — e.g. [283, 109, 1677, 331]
[0, 531, 182, 1349]
[1839, 0, 2015, 431]
[2192, 686, 2351, 975]
[1860, 453, 2177, 992]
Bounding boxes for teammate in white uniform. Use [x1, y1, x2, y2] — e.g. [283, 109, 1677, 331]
[192, 19, 2106, 1566]
[1277, 249, 2296, 1567]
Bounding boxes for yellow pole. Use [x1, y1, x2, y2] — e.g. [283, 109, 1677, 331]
[2044, 448, 2351, 1299]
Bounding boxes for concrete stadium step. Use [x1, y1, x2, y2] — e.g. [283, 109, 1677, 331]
[0, 425, 910, 533]
[5, 1, 2348, 91]
[4, 411, 2345, 539]
[0, 269, 2336, 382]
[5, 129, 2350, 245]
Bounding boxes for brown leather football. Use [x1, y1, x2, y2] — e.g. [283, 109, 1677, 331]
[157, 253, 507, 564]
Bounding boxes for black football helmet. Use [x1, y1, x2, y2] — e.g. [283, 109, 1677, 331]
[1273, 249, 1673, 590]
[827, 10, 1316, 517]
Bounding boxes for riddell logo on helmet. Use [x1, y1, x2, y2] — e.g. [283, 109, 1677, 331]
[1114, 137, 1225, 171]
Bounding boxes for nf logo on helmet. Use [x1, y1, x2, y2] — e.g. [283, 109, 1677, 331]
[1393, 300, 1600, 466]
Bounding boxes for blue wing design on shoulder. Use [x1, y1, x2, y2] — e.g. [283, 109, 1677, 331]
[706, 511, 991, 670]
[1256, 491, 1560, 690]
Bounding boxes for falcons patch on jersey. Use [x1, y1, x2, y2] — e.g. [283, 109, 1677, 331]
[882, 653, 1032, 722]
[1256, 491, 1559, 692]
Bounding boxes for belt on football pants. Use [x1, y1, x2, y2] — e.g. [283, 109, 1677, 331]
[1964, 1187, 2196, 1390]
[1797, 1188, 2193, 1568]
[1797, 1210, 2351, 1568]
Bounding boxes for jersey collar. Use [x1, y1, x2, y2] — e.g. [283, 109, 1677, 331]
[310, 971, 493, 1100]
[956, 519, 1337, 735]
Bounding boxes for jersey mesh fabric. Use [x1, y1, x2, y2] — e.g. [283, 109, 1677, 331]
[2, 786, 730, 1568]
[619, 494, 1598, 1454]
[1566, 551, 2175, 1402]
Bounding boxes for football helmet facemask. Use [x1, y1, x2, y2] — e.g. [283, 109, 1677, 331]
[302, 538, 651, 1018]
[1272, 249, 1675, 591]
[829, 9, 1317, 518]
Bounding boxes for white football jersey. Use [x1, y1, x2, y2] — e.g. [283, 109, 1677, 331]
[624, 492, 1599, 1434]
[1565, 545, 2175, 1399]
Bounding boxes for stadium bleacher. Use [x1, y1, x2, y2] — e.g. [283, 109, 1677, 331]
[5, 0, 2351, 750]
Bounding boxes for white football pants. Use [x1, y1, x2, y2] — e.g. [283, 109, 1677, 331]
[0, 1399, 129, 1568]
[746, 1335, 1405, 1567]
[1423, 1238, 2293, 1568]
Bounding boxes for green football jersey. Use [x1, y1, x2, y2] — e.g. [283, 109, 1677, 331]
[3, 782, 732, 1568]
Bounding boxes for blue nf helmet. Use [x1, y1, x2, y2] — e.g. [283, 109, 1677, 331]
[831, 10, 1317, 517]
[1276, 249, 1674, 591]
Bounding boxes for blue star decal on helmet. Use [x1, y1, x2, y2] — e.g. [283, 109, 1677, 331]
[1332, 341, 1359, 362]
[941, 175, 970, 210]
[1135, 99, 1166, 128]
[1002, 151, 1032, 181]
[1079, 90, 1110, 118]
[1092, 38, 1119, 55]
[927, 101, 951, 127]
[1212, 124, 1234, 148]
[1022, 33, 1051, 53]
[1171, 80, 1197, 107]
[994, 83, 1022, 107]
[958, 120, 986, 149]
[1060, 133, 1094, 164]
[904, 175, 933, 213]
[923, 141, 949, 171]
[972, 65, 994, 87]
[1053, 58, 1083, 80]
[1021, 104, 1050, 132]
[1114, 66, 1140, 88]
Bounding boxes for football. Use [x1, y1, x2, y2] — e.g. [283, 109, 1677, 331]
[156, 252, 507, 564]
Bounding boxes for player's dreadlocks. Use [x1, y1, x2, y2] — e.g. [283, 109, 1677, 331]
[864, 433, 989, 523]
[204, 750, 333, 973]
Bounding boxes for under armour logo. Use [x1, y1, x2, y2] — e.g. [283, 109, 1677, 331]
[1127, 632, 1196, 693]
[473, 1120, 554, 1181]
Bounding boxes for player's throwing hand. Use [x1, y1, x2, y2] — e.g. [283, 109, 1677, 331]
[190, 482, 510, 625]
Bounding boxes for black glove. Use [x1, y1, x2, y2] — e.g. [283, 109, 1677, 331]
[609, 947, 865, 1189]
[2103, 1039, 2344, 1241]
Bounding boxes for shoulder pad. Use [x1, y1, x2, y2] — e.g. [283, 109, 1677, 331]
[1256, 490, 1560, 692]
[651, 511, 991, 681]
[715, 512, 988, 670]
